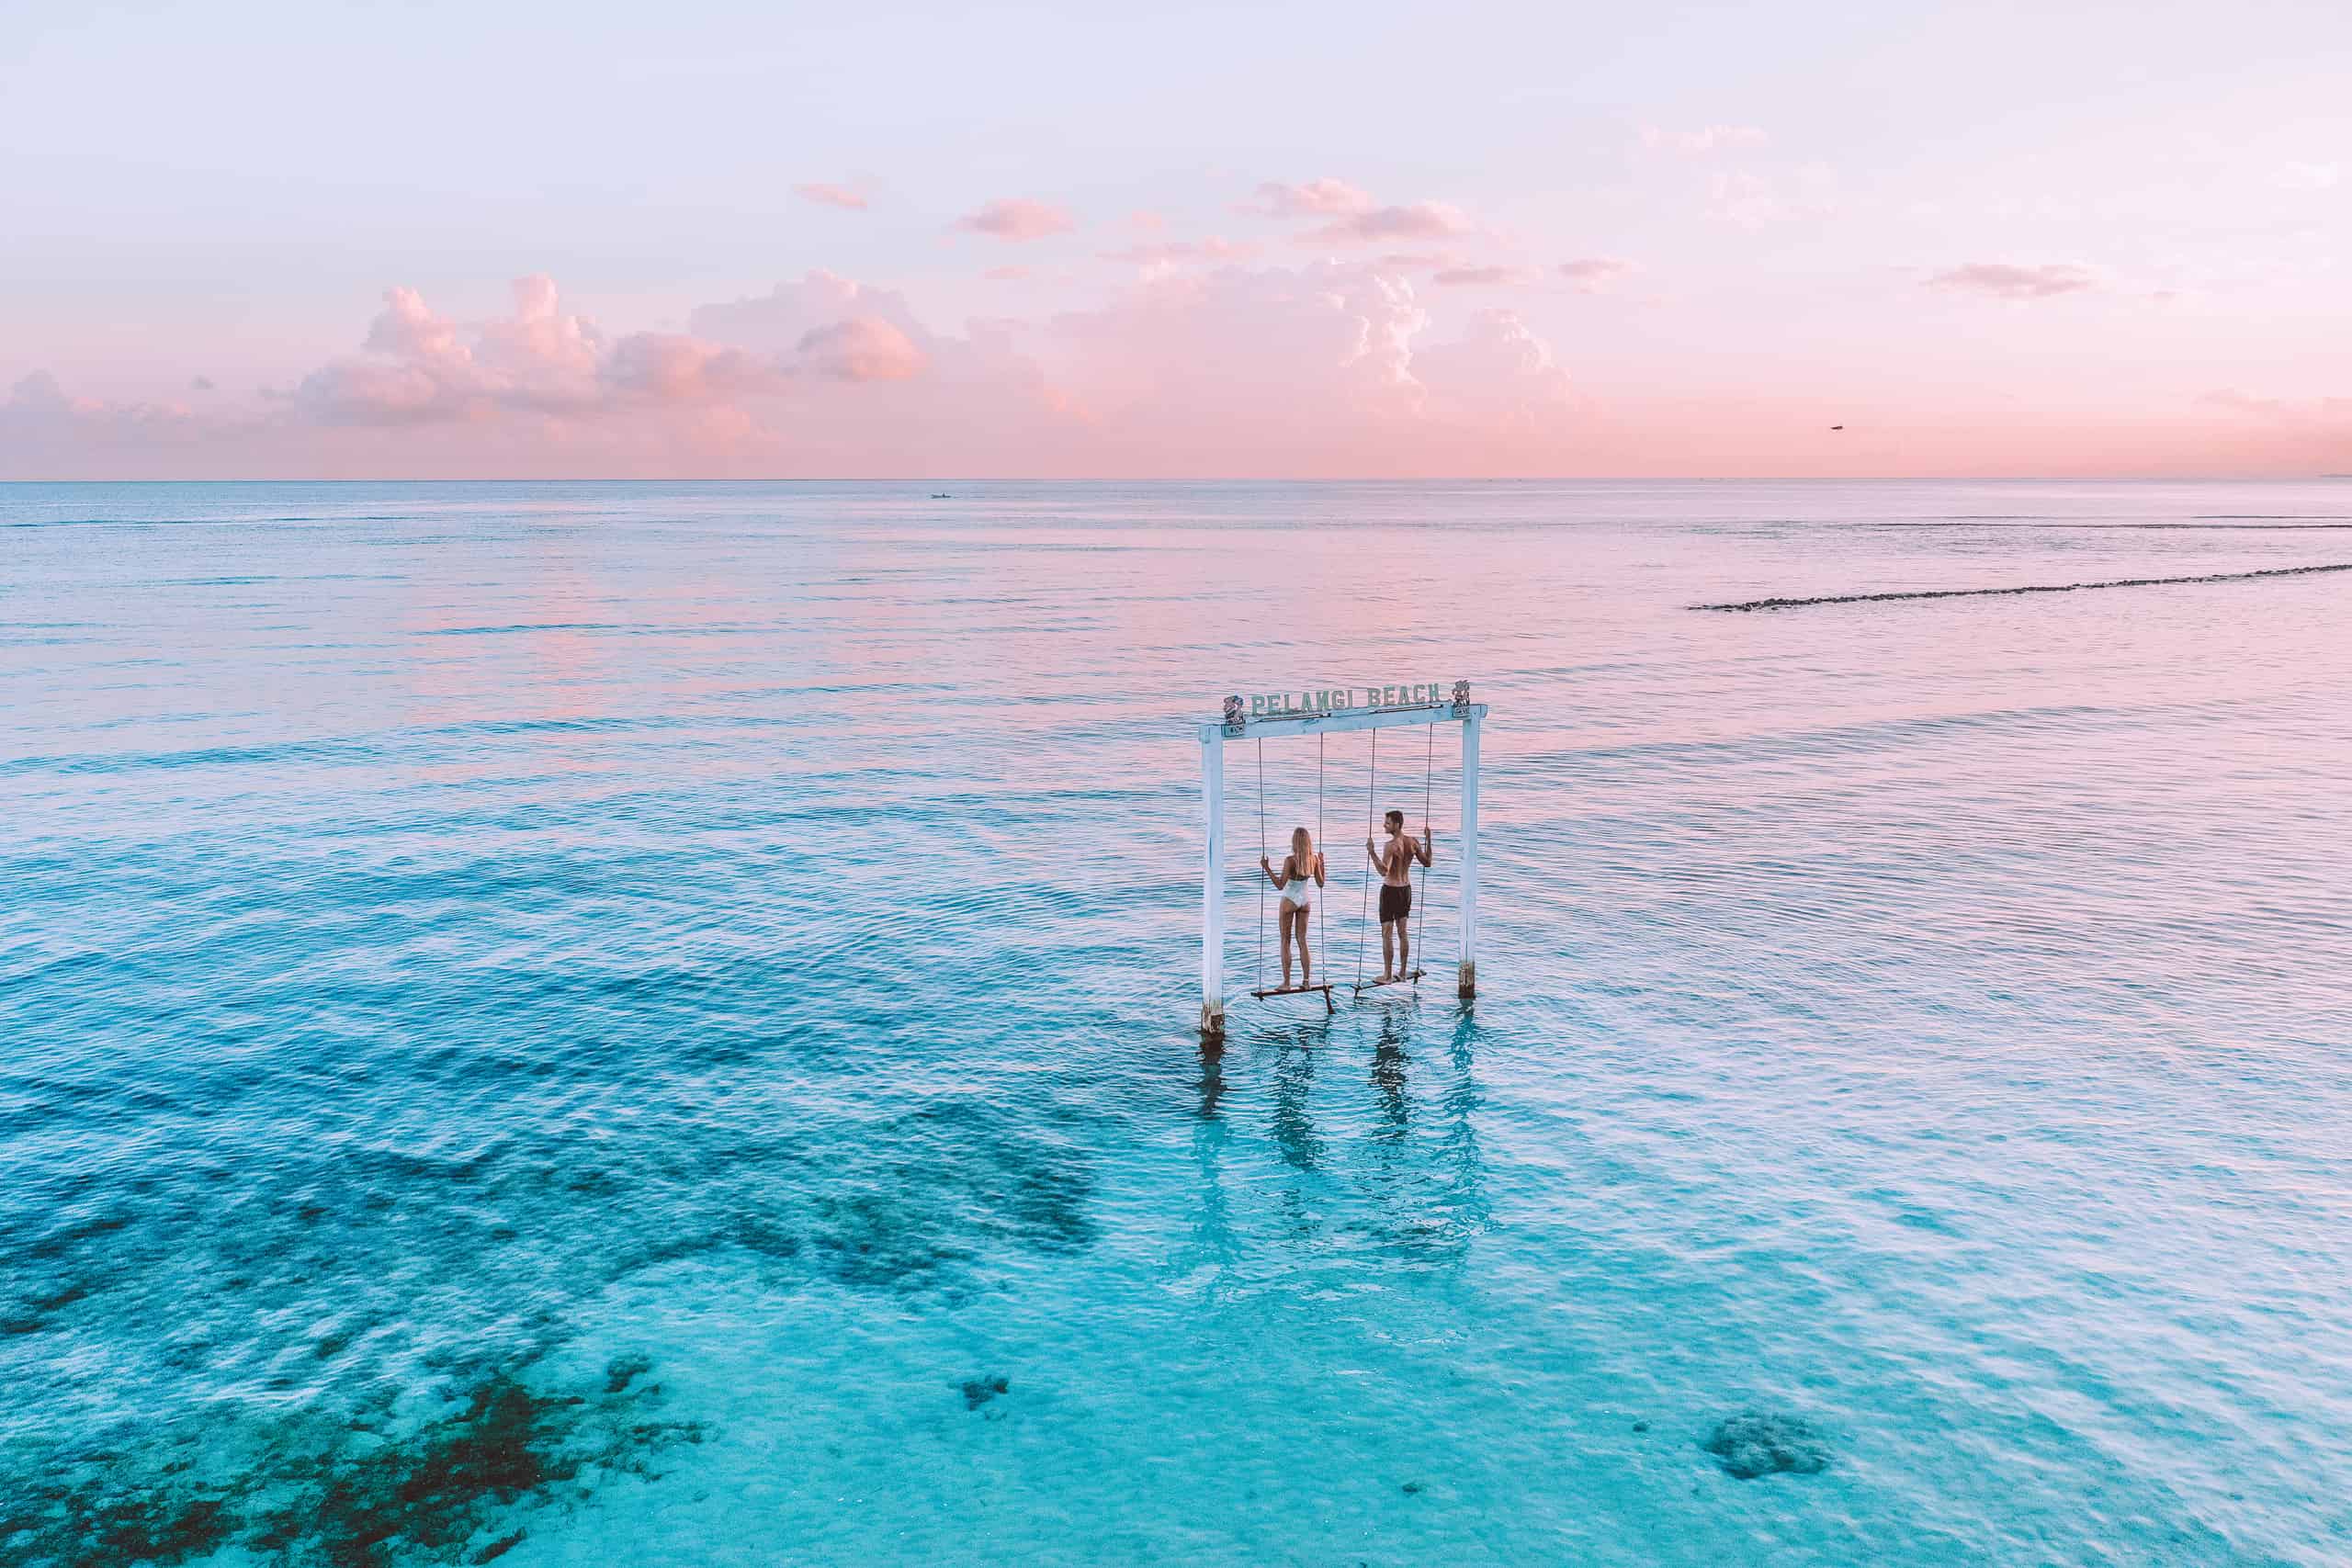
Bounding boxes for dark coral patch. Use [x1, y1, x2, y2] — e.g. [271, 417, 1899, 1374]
[0, 1353, 700, 1567]
[1702, 1411, 1830, 1480]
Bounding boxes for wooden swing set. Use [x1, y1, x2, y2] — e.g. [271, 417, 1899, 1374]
[1196, 681, 1486, 1040]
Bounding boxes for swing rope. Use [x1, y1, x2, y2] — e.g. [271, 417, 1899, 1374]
[1254, 737, 1266, 997]
[1316, 732, 1326, 987]
[1413, 718, 1433, 981]
[1353, 728, 1378, 988]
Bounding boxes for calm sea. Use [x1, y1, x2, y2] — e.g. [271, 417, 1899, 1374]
[3, 480, 2348, 1565]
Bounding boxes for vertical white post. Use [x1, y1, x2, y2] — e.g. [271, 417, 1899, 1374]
[1200, 727, 1227, 1039]
[1458, 712, 1480, 998]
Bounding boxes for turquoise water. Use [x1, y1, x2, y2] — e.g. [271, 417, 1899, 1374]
[4, 479, 2349, 1565]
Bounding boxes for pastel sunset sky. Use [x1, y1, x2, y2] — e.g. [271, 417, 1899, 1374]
[5, 0, 2346, 479]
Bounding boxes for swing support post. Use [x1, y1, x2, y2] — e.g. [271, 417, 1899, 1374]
[1199, 727, 1227, 1041]
[1196, 684, 1487, 1036]
[1458, 708, 1480, 999]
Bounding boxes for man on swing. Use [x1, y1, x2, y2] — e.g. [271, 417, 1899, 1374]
[1365, 808, 1432, 984]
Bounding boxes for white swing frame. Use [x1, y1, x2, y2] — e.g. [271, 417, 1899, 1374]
[1197, 683, 1486, 1040]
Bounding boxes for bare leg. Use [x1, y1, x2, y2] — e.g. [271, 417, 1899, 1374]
[1397, 916, 1411, 978]
[1297, 918, 1313, 987]
[1278, 905, 1297, 988]
[1380, 919, 1396, 983]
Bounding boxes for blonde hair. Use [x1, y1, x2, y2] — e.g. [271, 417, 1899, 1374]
[1291, 826, 1313, 863]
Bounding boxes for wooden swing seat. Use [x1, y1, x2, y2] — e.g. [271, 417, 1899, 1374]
[1251, 982, 1336, 1015]
[1350, 968, 1426, 995]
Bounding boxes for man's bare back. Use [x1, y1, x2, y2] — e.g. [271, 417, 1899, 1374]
[1365, 812, 1434, 983]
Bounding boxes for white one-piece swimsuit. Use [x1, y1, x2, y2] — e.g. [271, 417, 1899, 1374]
[1283, 859, 1316, 909]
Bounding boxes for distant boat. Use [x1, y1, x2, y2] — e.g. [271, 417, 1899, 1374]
[931, 492, 952, 498]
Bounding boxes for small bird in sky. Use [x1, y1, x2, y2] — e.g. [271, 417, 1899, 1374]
[1829, 424, 1845, 431]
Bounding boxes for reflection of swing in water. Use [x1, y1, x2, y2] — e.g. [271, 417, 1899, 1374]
[1198, 682, 1486, 1040]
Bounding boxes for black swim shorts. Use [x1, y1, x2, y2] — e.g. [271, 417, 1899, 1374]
[1378, 883, 1412, 923]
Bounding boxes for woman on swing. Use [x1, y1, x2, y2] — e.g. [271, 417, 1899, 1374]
[1260, 826, 1328, 990]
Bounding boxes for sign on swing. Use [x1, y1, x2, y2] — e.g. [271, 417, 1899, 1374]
[1239, 683, 1450, 718]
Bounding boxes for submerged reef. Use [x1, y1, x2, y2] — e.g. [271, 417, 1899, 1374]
[959, 1374, 1011, 1411]
[1702, 1411, 1831, 1480]
[0, 1352, 700, 1568]
[0, 1088, 1096, 1559]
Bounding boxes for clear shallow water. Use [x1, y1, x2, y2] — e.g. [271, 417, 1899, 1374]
[3, 479, 2349, 1565]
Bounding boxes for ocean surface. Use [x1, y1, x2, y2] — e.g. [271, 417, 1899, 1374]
[3, 479, 2349, 1567]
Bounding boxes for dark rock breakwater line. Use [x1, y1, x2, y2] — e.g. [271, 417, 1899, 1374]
[1695, 560, 2352, 612]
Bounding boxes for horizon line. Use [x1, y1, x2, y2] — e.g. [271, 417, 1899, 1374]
[5, 474, 2347, 486]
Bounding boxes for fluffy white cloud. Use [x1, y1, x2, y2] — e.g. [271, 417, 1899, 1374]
[1036, 262, 1576, 470]
[1410, 309, 1573, 434]
[299, 276, 608, 424]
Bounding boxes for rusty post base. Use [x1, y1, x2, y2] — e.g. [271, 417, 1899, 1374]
[1199, 1000, 1226, 1042]
[1457, 961, 1476, 999]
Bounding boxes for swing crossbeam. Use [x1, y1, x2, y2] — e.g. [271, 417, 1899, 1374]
[1196, 689, 1485, 1042]
[1215, 699, 1476, 741]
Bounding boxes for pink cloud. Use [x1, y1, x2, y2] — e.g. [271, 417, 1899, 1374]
[299, 275, 606, 424]
[955, 197, 1077, 241]
[1243, 178, 1374, 217]
[1302, 201, 1473, 246]
[1641, 124, 1767, 154]
[1036, 262, 1583, 473]
[6, 263, 1584, 477]
[1100, 237, 1259, 265]
[1431, 265, 1535, 287]
[2199, 388, 2352, 423]
[1928, 263, 2098, 299]
[604, 333, 782, 402]
[982, 265, 1032, 281]
[3, 369, 218, 459]
[1706, 167, 1836, 227]
[794, 183, 868, 210]
[10, 370, 77, 414]
[1558, 257, 1634, 292]
[25, 259, 2352, 479]
[1410, 309, 1573, 437]
[795, 316, 926, 381]
[1244, 178, 1479, 251]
